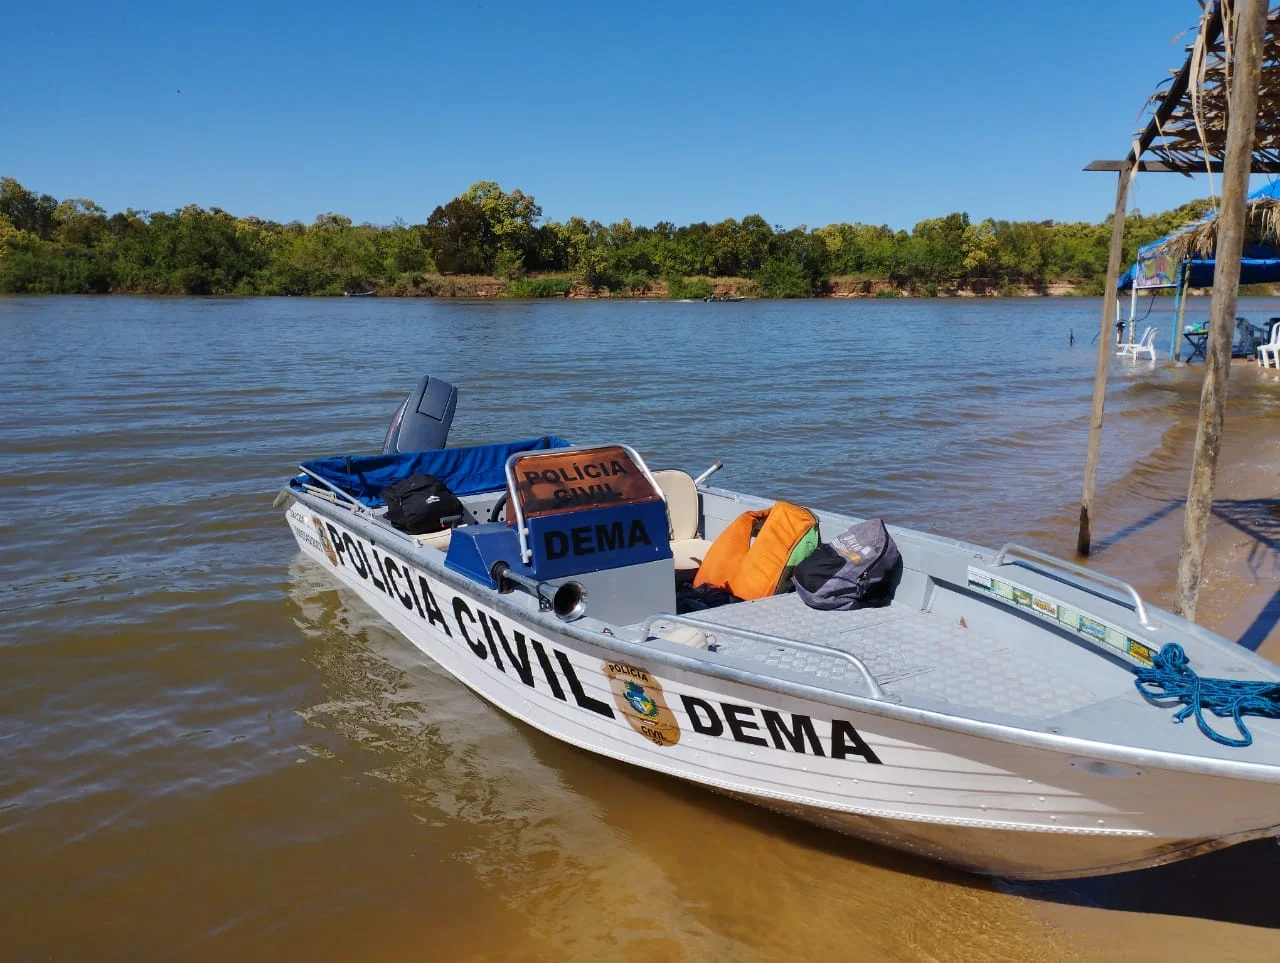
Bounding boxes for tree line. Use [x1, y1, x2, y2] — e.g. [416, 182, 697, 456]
[0, 176, 1214, 297]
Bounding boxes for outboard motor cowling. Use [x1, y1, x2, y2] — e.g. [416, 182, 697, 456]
[382, 376, 457, 453]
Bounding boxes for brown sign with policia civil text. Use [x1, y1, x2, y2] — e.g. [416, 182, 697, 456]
[512, 446, 661, 517]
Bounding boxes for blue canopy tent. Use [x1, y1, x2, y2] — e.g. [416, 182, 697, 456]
[1116, 181, 1280, 358]
[1116, 242, 1280, 291]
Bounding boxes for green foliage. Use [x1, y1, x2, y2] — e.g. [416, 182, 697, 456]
[573, 244, 620, 291]
[506, 276, 572, 298]
[667, 276, 713, 299]
[905, 213, 969, 281]
[0, 235, 113, 293]
[493, 247, 525, 281]
[0, 212, 22, 254]
[463, 181, 540, 274]
[0, 175, 1229, 298]
[621, 270, 652, 294]
[0, 178, 59, 239]
[381, 220, 433, 278]
[423, 197, 493, 274]
[757, 258, 812, 298]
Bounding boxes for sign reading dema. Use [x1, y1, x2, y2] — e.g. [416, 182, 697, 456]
[512, 445, 660, 518]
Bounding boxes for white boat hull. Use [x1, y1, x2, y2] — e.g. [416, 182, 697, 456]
[285, 498, 1280, 879]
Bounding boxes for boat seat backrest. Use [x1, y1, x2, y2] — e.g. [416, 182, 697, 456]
[652, 469, 700, 540]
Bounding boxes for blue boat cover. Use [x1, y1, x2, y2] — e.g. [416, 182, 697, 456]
[1119, 180, 1280, 290]
[298, 436, 571, 506]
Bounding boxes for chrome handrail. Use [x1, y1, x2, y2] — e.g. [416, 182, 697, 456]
[692, 460, 724, 486]
[296, 466, 368, 512]
[992, 542, 1156, 630]
[640, 613, 887, 701]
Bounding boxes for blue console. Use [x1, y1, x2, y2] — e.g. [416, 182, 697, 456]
[524, 499, 672, 580]
[444, 523, 529, 589]
[443, 499, 673, 588]
[445, 445, 677, 625]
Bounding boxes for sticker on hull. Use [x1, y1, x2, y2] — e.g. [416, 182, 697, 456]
[966, 565, 1156, 667]
[604, 662, 681, 747]
[313, 516, 339, 566]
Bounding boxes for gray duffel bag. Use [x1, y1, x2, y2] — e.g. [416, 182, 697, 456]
[791, 519, 902, 611]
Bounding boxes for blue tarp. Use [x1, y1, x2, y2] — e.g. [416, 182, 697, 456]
[1119, 181, 1280, 290]
[298, 436, 571, 506]
[1117, 248, 1280, 290]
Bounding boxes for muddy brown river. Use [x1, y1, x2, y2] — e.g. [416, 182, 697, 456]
[3, 295, 1279, 960]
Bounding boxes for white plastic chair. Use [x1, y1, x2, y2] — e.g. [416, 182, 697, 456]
[1117, 325, 1156, 361]
[1256, 322, 1280, 368]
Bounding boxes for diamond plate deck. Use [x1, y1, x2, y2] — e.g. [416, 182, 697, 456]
[677, 594, 1099, 721]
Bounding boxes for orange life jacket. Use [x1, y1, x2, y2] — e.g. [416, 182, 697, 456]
[694, 502, 819, 601]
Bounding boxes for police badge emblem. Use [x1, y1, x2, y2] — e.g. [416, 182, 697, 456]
[313, 517, 338, 566]
[604, 662, 681, 747]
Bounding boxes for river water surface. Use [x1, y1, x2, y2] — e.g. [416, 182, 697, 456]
[3, 296, 1280, 960]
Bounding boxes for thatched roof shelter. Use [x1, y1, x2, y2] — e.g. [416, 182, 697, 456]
[1117, 3, 1280, 261]
[1079, 1, 1280, 561]
[1141, 3, 1280, 173]
[1154, 189, 1280, 259]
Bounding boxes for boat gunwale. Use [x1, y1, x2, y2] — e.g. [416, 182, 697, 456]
[290, 486, 1280, 786]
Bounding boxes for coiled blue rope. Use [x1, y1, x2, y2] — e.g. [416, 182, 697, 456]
[1134, 643, 1280, 748]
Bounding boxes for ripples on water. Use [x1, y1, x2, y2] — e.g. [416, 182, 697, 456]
[2, 295, 1278, 960]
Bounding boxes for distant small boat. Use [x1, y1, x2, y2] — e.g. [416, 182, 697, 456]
[703, 295, 746, 302]
[344, 290, 377, 298]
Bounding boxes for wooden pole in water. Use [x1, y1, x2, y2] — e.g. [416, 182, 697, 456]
[1076, 5, 1227, 558]
[1173, 261, 1190, 361]
[1174, 0, 1269, 620]
[1077, 165, 1133, 556]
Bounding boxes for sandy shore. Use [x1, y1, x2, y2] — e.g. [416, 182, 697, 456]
[1049, 361, 1280, 657]
[1014, 361, 1280, 959]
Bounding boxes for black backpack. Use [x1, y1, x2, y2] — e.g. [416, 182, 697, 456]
[380, 473, 464, 535]
[791, 519, 902, 611]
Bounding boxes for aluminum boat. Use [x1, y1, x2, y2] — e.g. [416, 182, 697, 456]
[277, 376, 1280, 879]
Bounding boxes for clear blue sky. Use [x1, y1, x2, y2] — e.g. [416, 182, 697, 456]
[0, 0, 1248, 230]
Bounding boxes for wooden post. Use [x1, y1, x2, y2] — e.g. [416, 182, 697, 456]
[1078, 165, 1133, 556]
[1174, 0, 1269, 620]
[1173, 261, 1190, 361]
[1076, 4, 1228, 558]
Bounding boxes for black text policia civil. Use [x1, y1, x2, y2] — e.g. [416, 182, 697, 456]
[525, 459, 629, 507]
[523, 458, 629, 487]
[298, 513, 881, 766]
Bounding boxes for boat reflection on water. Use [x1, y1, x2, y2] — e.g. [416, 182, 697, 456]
[287, 555, 735, 954]
[284, 555, 1075, 960]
